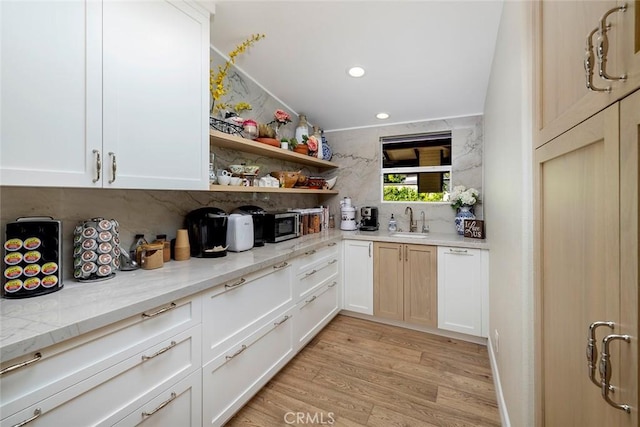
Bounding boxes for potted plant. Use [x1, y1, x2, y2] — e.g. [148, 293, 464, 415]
[289, 137, 308, 154]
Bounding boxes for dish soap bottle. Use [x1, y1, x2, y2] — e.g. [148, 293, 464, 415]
[388, 214, 397, 232]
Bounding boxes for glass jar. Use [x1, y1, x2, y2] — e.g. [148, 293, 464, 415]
[295, 114, 309, 142]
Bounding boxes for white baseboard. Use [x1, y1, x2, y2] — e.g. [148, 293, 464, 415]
[487, 335, 511, 427]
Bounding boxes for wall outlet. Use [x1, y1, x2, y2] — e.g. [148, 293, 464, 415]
[494, 330, 499, 354]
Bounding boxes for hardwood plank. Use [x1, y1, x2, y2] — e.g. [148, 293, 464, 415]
[225, 405, 282, 427]
[436, 386, 501, 425]
[313, 329, 423, 363]
[367, 405, 439, 427]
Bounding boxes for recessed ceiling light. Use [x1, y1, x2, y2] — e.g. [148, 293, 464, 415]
[376, 112, 389, 120]
[347, 66, 365, 78]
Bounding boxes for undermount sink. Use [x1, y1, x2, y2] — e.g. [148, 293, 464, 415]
[389, 232, 429, 239]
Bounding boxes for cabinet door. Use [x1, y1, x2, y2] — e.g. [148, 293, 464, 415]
[0, 0, 102, 187]
[102, 0, 208, 190]
[619, 1, 640, 93]
[373, 242, 403, 321]
[437, 247, 482, 335]
[342, 240, 373, 315]
[535, 104, 628, 426]
[404, 244, 437, 327]
[534, 1, 619, 145]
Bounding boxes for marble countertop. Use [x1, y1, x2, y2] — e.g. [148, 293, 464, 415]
[340, 229, 489, 249]
[0, 229, 487, 362]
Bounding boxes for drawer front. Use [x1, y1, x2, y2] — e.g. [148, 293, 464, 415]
[292, 241, 340, 275]
[0, 296, 201, 418]
[113, 370, 202, 427]
[294, 281, 339, 349]
[295, 258, 339, 301]
[202, 309, 294, 426]
[202, 263, 292, 363]
[1, 325, 201, 427]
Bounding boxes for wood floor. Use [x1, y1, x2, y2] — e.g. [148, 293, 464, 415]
[227, 315, 500, 426]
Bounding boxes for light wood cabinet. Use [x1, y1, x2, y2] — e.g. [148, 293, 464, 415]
[534, 1, 640, 146]
[373, 243, 437, 327]
[534, 91, 638, 426]
[342, 240, 374, 315]
[0, 0, 210, 190]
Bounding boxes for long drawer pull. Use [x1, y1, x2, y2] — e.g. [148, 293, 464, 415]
[586, 321, 614, 388]
[142, 302, 176, 319]
[11, 408, 41, 427]
[225, 278, 246, 289]
[328, 259, 338, 265]
[274, 315, 291, 326]
[584, 26, 611, 92]
[448, 248, 468, 254]
[327, 242, 337, 247]
[305, 295, 317, 304]
[1, 352, 42, 376]
[305, 249, 317, 256]
[142, 341, 177, 361]
[273, 262, 289, 270]
[328, 281, 337, 288]
[305, 269, 317, 277]
[596, 4, 627, 82]
[226, 345, 247, 360]
[599, 334, 632, 413]
[142, 392, 177, 418]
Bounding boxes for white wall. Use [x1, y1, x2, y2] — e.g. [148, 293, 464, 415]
[483, 1, 534, 426]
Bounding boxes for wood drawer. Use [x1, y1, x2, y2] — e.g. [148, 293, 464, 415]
[295, 257, 339, 302]
[202, 308, 294, 426]
[0, 325, 201, 427]
[112, 370, 202, 427]
[201, 262, 292, 364]
[292, 241, 340, 275]
[0, 296, 201, 419]
[294, 281, 339, 350]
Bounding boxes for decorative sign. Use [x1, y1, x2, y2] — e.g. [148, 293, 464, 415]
[464, 219, 485, 239]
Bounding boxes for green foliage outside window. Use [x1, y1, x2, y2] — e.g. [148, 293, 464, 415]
[383, 186, 445, 202]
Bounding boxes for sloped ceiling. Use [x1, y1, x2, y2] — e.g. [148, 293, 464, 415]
[211, 1, 503, 131]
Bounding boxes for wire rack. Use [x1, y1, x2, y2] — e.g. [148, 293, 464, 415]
[209, 117, 244, 137]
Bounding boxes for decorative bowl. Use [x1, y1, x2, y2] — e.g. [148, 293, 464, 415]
[306, 177, 326, 189]
[228, 164, 245, 175]
[243, 165, 260, 175]
[325, 176, 337, 190]
[270, 171, 300, 188]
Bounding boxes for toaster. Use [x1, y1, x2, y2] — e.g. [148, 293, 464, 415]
[226, 214, 254, 252]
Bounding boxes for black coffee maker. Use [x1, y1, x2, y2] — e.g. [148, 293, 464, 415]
[359, 206, 379, 231]
[185, 207, 228, 258]
[233, 205, 266, 247]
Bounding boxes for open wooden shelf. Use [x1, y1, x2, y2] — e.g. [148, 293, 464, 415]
[209, 130, 338, 170]
[208, 185, 338, 195]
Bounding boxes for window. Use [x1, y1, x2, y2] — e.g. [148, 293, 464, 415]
[381, 132, 452, 202]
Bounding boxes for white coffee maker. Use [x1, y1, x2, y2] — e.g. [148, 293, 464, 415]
[340, 197, 358, 230]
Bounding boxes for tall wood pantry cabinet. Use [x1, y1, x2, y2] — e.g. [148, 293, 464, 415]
[0, 0, 209, 190]
[534, 1, 639, 425]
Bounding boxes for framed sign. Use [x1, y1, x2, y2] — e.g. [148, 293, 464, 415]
[464, 219, 485, 239]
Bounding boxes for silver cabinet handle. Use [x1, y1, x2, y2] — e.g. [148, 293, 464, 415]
[305, 249, 316, 256]
[368, 243, 372, 258]
[328, 259, 338, 265]
[142, 341, 177, 361]
[399, 246, 402, 261]
[1, 352, 42, 376]
[225, 345, 247, 360]
[328, 281, 337, 288]
[596, 4, 627, 82]
[225, 278, 246, 289]
[599, 334, 632, 413]
[586, 321, 614, 388]
[273, 262, 288, 270]
[305, 295, 317, 304]
[274, 315, 291, 326]
[142, 392, 177, 418]
[108, 152, 117, 184]
[448, 248, 469, 254]
[92, 149, 101, 183]
[327, 242, 337, 247]
[141, 302, 176, 319]
[11, 408, 41, 427]
[405, 245, 408, 262]
[305, 269, 317, 277]
[584, 27, 611, 92]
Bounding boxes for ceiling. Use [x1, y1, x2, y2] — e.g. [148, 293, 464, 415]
[210, 1, 503, 131]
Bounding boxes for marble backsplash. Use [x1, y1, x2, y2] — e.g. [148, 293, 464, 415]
[325, 115, 484, 234]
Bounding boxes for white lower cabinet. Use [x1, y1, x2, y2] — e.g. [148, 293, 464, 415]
[342, 240, 374, 314]
[437, 247, 489, 337]
[202, 308, 295, 426]
[294, 281, 339, 350]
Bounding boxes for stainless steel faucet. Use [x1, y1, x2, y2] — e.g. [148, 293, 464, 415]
[405, 206, 417, 232]
[420, 211, 429, 233]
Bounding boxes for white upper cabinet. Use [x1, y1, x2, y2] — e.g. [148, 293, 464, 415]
[0, 0, 209, 190]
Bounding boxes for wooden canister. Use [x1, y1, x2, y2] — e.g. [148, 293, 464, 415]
[174, 229, 190, 261]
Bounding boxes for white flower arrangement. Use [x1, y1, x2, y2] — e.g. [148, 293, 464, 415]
[449, 185, 480, 210]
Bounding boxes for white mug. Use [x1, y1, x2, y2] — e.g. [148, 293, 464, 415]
[217, 169, 231, 177]
[230, 177, 242, 186]
[218, 175, 231, 185]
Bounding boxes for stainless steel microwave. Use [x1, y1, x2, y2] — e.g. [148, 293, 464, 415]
[263, 212, 300, 243]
